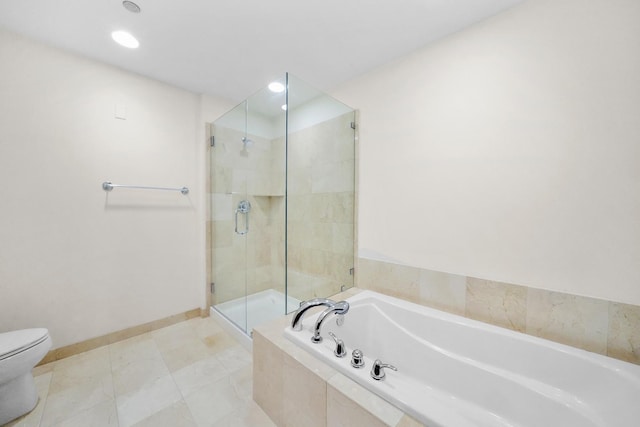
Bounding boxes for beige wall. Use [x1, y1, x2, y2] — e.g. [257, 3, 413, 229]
[0, 30, 231, 348]
[333, 0, 640, 305]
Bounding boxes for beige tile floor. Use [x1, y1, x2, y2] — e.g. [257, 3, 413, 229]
[5, 317, 276, 427]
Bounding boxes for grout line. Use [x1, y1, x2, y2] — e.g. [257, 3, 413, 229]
[107, 341, 121, 427]
[33, 372, 53, 427]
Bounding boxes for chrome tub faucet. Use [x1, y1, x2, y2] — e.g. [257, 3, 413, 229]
[290, 298, 350, 344]
[290, 298, 337, 331]
[311, 300, 349, 343]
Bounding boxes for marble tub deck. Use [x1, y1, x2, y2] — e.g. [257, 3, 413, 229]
[5, 316, 275, 427]
[253, 288, 424, 427]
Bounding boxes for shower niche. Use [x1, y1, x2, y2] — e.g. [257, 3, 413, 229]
[209, 73, 356, 338]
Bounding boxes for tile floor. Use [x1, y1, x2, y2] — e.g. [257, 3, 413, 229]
[6, 317, 276, 427]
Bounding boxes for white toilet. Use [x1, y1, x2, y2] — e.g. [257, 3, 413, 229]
[0, 328, 52, 425]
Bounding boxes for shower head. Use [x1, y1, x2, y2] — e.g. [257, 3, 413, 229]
[122, 1, 141, 13]
[242, 136, 254, 148]
[240, 136, 254, 157]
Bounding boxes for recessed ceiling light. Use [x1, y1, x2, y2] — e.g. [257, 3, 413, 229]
[111, 31, 139, 49]
[268, 82, 285, 93]
[122, 1, 141, 13]
[281, 104, 287, 111]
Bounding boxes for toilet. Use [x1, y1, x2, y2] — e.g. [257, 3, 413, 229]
[0, 328, 52, 425]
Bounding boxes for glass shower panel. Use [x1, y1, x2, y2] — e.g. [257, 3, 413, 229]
[210, 101, 250, 333]
[210, 73, 356, 337]
[286, 74, 356, 302]
[243, 82, 289, 330]
[211, 76, 290, 335]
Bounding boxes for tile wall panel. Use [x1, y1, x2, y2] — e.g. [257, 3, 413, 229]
[358, 258, 640, 365]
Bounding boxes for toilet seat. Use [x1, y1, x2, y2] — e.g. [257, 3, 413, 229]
[0, 329, 50, 361]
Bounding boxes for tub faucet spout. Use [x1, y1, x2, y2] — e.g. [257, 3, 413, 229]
[311, 301, 349, 343]
[290, 298, 336, 331]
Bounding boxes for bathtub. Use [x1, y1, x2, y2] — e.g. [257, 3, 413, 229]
[283, 290, 640, 427]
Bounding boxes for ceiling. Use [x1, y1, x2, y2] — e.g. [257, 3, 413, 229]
[0, 0, 523, 103]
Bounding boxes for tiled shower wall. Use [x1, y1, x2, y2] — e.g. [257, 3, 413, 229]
[210, 125, 286, 305]
[358, 258, 640, 365]
[210, 112, 355, 305]
[286, 112, 356, 301]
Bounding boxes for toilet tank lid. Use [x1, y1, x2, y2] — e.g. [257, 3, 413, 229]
[0, 328, 49, 359]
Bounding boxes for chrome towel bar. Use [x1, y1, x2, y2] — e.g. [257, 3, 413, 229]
[102, 181, 189, 195]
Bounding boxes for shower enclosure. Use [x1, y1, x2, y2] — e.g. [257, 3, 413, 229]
[208, 73, 356, 338]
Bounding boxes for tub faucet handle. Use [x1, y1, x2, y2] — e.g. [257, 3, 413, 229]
[370, 359, 397, 381]
[328, 332, 346, 358]
[351, 349, 365, 368]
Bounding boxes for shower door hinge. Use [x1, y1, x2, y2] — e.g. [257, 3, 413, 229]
[209, 135, 215, 147]
[349, 267, 354, 276]
[210, 282, 215, 294]
[350, 122, 356, 130]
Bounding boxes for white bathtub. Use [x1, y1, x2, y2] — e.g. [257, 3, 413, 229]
[284, 290, 640, 427]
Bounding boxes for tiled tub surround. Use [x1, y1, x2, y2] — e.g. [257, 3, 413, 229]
[253, 289, 423, 427]
[358, 258, 640, 365]
[284, 290, 640, 426]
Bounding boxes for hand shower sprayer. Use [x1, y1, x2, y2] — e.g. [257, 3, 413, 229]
[235, 200, 251, 235]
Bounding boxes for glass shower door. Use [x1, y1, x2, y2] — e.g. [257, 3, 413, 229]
[210, 100, 250, 333]
[210, 78, 289, 336]
[209, 73, 356, 337]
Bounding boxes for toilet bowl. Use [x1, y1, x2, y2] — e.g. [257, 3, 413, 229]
[0, 328, 52, 425]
